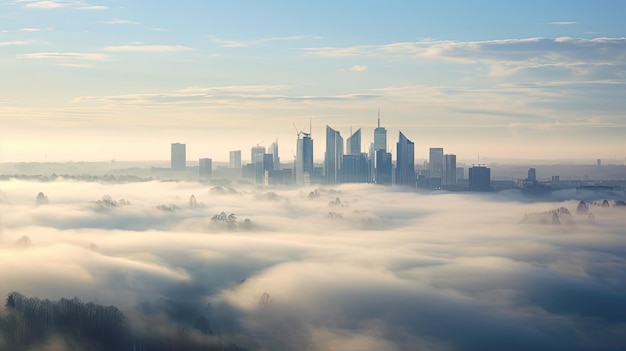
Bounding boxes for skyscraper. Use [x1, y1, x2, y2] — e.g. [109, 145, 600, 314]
[395, 131, 415, 187]
[199, 158, 212, 178]
[527, 168, 537, 181]
[269, 139, 280, 170]
[429, 148, 444, 179]
[324, 125, 343, 184]
[171, 143, 186, 170]
[373, 111, 387, 152]
[443, 154, 457, 186]
[469, 165, 491, 191]
[296, 131, 313, 185]
[375, 149, 392, 185]
[251, 145, 265, 164]
[229, 150, 241, 169]
[346, 128, 361, 156]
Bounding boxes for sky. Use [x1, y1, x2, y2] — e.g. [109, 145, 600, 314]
[1, 180, 625, 350]
[1, 0, 625, 163]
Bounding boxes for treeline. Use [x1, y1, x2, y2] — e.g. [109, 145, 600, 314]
[1, 292, 249, 351]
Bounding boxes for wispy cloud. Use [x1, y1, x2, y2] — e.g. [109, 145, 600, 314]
[209, 35, 322, 48]
[73, 85, 378, 106]
[17, 52, 108, 60]
[304, 37, 626, 80]
[0, 40, 30, 46]
[547, 21, 577, 25]
[350, 64, 367, 72]
[103, 44, 193, 52]
[17, 0, 108, 10]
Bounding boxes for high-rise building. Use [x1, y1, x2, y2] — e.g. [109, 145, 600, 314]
[171, 143, 186, 170]
[469, 165, 491, 191]
[527, 168, 537, 181]
[443, 154, 457, 186]
[296, 132, 313, 185]
[373, 111, 387, 152]
[269, 140, 280, 170]
[456, 166, 465, 181]
[324, 125, 343, 184]
[429, 148, 444, 179]
[346, 128, 361, 156]
[199, 158, 212, 178]
[342, 153, 369, 183]
[229, 150, 241, 169]
[375, 149, 393, 185]
[251, 145, 265, 164]
[395, 131, 415, 187]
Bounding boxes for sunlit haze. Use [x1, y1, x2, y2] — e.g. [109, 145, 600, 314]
[1, 1, 626, 162]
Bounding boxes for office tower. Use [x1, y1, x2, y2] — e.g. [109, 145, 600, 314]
[373, 110, 387, 152]
[199, 158, 212, 178]
[342, 153, 368, 183]
[456, 166, 465, 181]
[429, 148, 444, 179]
[171, 143, 186, 170]
[395, 131, 415, 187]
[269, 139, 280, 170]
[229, 150, 241, 169]
[443, 154, 457, 186]
[324, 125, 343, 184]
[346, 128, 361, 156]
[375, 149, 393, 185]
[251, 145, 265, 164]
[296, 131, 314, 185]
[469, 165, 491, 191]
[527, 168, 537, 181]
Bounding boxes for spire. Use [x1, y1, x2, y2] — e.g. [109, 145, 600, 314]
[377, 108, 380, 128]
[309, 116, 312, 137]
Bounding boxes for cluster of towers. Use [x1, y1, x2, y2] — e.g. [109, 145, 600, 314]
[170, 112, 491, 190]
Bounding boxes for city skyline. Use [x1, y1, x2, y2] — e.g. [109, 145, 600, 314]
[1, 1, 626, 162]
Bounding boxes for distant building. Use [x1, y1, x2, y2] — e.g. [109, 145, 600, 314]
[296, 132, 313, 185]
[199, 158, 212, 178]
[375, 149, 392, 185]
[251, 145, 265, 164]
[373, 111, 386, 152]
[456, 166, 464, 181]
[596, 159, 602, 167]
[229, 150, 241, 169]
[429, 148, 444, 179]
[395, 131, 415, 187]
[443, 154, 457, 186]
[527, 168, 537, 181]
[469, 165, 491, 191]
[346, 128, 361, 156]
[324, 125, 343, 184]
[342, 153, 369, 183]
[551, 175, 560, 182]
[171, 143, 186, 170]
[269, 140, 280, 170]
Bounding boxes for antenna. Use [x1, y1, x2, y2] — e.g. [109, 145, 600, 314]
[377, 108, 380, 128]
[309, 116, 312, 136]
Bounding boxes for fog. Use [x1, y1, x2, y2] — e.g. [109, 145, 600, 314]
[0, 179, 625, 350]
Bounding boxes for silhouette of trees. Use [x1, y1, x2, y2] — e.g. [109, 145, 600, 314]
[0, 292, 250, 351]
[35, 192, 49, 205]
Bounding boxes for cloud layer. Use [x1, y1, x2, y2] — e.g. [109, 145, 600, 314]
[1, 179, 625, 350]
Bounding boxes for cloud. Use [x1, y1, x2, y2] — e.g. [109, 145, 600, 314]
[209, 35, 322, 48]
[17, 0, 108, 10]
[103, 44, 193, 52]
[350, 64, 367, 72]
[303, 37, 626, 80]
[0, 40, 29, 46]
[73, 85, 379, 105]
[17, 52, 108, 60]
[1, 179, 625, 350]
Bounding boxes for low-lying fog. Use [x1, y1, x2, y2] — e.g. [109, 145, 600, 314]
[0, 179, 624, 350]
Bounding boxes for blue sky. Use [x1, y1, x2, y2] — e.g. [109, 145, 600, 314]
[1, 0, 625, 163]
